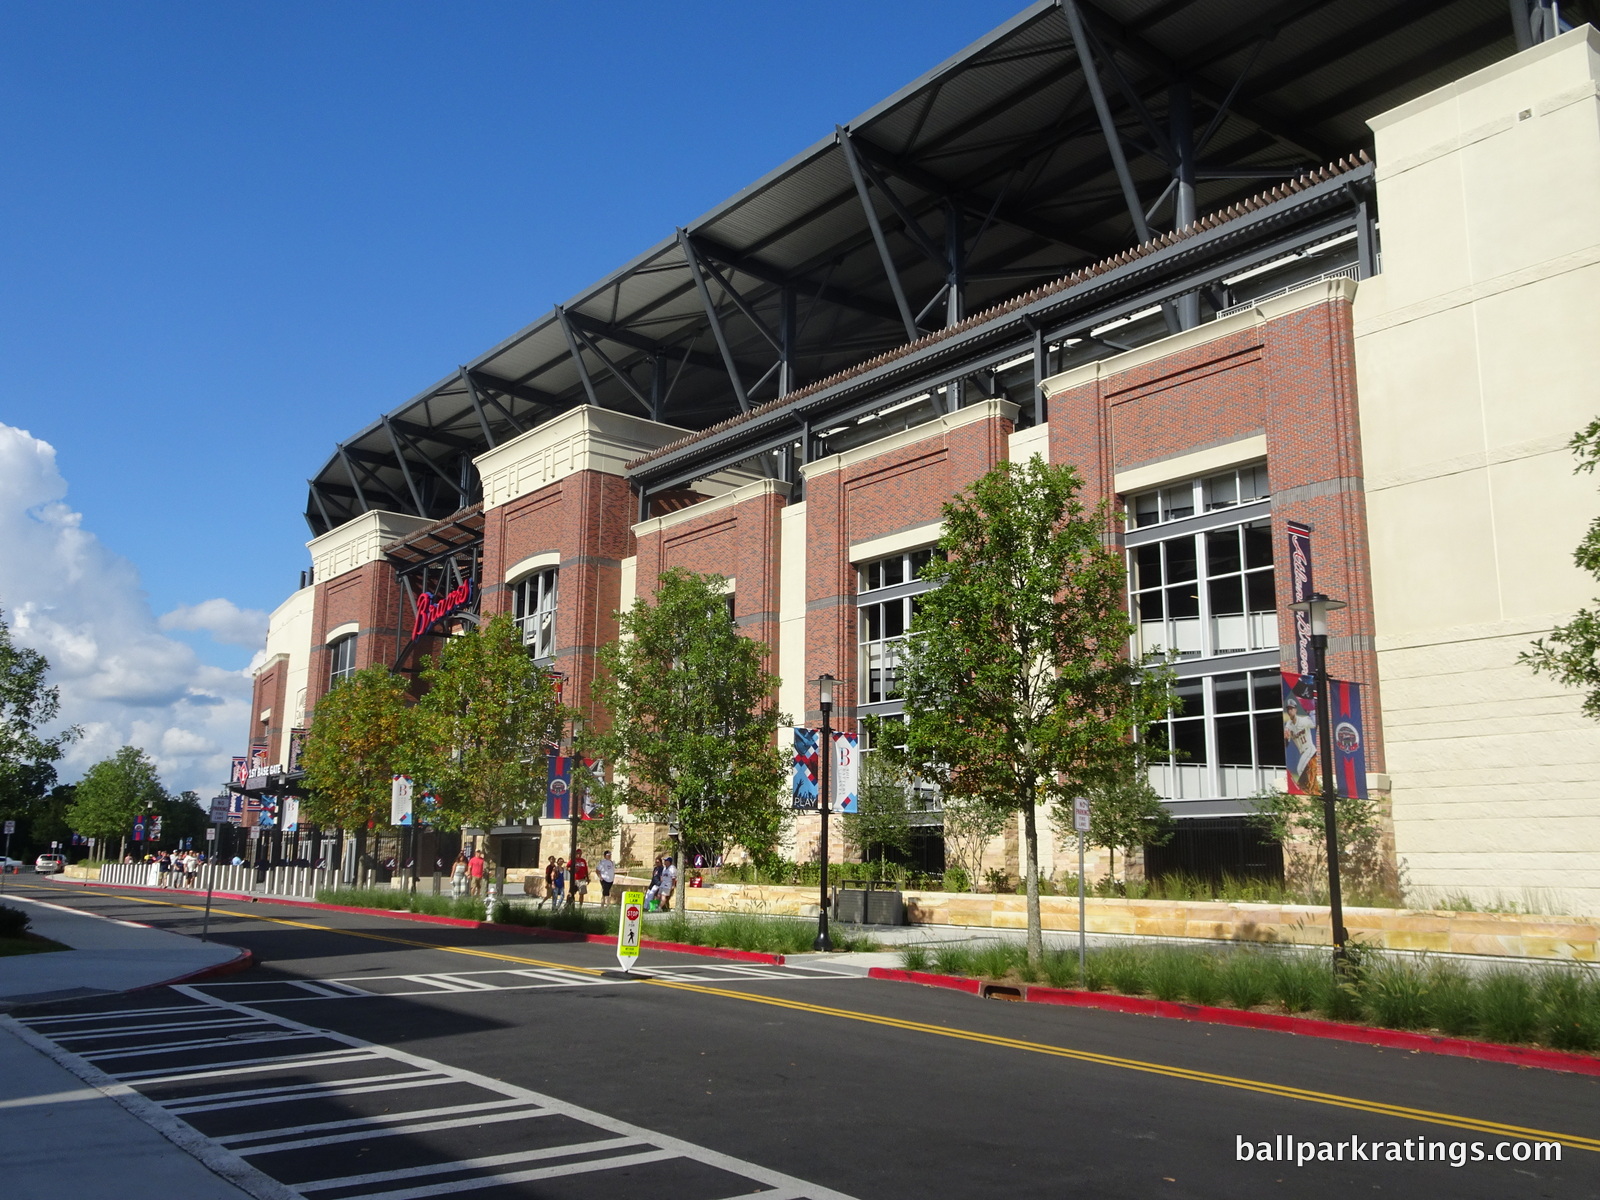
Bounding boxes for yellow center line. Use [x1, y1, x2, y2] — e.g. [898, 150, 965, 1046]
[54, 882, 1600, 1153]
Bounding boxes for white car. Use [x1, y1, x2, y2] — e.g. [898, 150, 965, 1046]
[0, 856, 25, 874]
[33, 854, 66, 875]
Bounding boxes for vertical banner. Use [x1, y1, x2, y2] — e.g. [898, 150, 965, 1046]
[250, 743, 270, 773]
[132, 816, 147, 842]
[831, 731, 859, 814]
[545, 754, 573, 820]
[579, 758, 604, 819]
[287, 728, 308, 773]
[228, 794, 245, 825]
[231, 757, 249, 788]
[1282, 672, 1368, 799]
[1286, 520, 1315, 677]
[390, 775, 414, 826]
[281, 796, 300, 833]
[791, 727, 820, 810]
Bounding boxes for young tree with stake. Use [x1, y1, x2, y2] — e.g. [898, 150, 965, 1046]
[896, 456, 1172, 965]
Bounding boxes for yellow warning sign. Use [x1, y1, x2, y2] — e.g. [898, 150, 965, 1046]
[617, 890, 644, 970]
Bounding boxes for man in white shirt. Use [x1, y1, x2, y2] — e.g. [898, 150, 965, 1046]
[596, 850, 617, 904]
[659, 856, 678, 911]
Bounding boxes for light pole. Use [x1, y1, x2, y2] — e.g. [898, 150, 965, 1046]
[1288, 591, 1349, 968]
[814, 673, 835, 952]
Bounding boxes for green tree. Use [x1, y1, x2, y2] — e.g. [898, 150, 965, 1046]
[587, 569, 789, 915]
[845, 727, 915, 873]
[151, 789, 209, 851]
[67, 746, 165, 858]
[0, 607, 78, 835]
[1084, 760, 1175, 881]
[412, 614, 568, 877]
[300, 664, 416, 834]
[1524, 418, 1600, 717]
[1248, 786, 1395, 904]
[895, 456, 1172, 964]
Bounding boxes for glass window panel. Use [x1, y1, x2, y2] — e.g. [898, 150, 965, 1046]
[1170, 718, 1208, 763]
[1241, 463, 1270, 501]
[1213, 673, 1249, 713]
[863, 604, 882, 642]
[1254, 713, 1286, 767]
[1215, 714, 1253, 765]
[1161, 484, 1195, 522]
[910, 548, 933, 578]
[882, 555, 904, 587]
[1165, 537, 1198, 583]
[1206, 528, 1242, 576]
[1172, 678, 1205, 717]
[1243, 521, 1273, 569]
[1166, 585, 1199, 619]
[1208, 575, 1243, 617]
[883, 599, 906, 639]
[1135, 591, 1165, 622]
[1252, 670, 1281, 713]
[1246, 570, 1276, 612]
[1134, 544, 1163, 589]
[1133, 491, 1159, 528]
[1205, 471, 1239, 511]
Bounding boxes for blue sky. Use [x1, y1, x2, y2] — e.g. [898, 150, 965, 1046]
[0, 1, 1028, 789]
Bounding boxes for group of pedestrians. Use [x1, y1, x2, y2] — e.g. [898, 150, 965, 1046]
[448, 849, 488, 898]
[645, 855, 678, 911]
[134, 850, 205, 888]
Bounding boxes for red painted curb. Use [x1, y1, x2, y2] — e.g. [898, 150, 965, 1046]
[55, 879, 786, 965]
[142, 947, 256, 991]
[867, 968, 1600, 1077]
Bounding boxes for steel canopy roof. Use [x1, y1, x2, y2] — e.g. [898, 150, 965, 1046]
[305, 0, 1569, 535]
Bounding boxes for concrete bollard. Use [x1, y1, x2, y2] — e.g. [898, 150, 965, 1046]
[485, 882, 499, 922]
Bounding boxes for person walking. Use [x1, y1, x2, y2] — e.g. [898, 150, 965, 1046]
[646, 856, 663, 911]
[552, 857, 566, 906]
[596, 850, 616, 905]
[659, 855, 679, 912]
[467, 847, 486, 896]
[451, 853, 468, 899]
[570, 852, 589, 906]
[543, 856, 557, 904]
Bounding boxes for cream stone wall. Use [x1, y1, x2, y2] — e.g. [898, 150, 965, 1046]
[475, 407, 690, 510]
[1355, 27, 1600, 915]
[306, 510, 434, 582]
[263, 585, 316, 727]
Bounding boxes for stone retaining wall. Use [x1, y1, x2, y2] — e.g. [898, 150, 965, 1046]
[682, 883, 1600, 961]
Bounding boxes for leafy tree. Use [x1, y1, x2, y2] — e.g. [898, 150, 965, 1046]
[0, 607, 77, 830]
[939, 793, 1009, 893]
[895, 456, 1172, 964]
[586, 569, 789, 915]
[1083, 759, 1174, 881]
[151, 789, 209, 851]
[842, 744, 916, 872]
[1524, 418, 1600, 717]
[1248, 786, 1396, 904]
[67, 746, 165, 858]
[300, 664, 416, 835]
[412, 614, 568, 877]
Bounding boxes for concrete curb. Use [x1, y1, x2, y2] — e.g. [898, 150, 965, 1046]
[866, 967, 1600, 1077]
[51, 879, 787, 965]
[137, 947, 256, 992]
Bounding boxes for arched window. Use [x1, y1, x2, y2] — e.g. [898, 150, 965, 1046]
[512, 568, 558, 660]
[328, 634, 358, 686]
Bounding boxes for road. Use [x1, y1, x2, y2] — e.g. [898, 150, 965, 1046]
[8, 880, 1598, 1199]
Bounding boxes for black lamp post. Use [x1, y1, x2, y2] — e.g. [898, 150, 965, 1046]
[1288, 591, 1349, 967]
[814, 673, 835, 952]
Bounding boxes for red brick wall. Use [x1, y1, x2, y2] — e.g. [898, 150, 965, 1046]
[305, 560, 406, 720]
[1047, 297, 1383, 769]
[248, 657, 289, 764]
[804, 409, 1015, 730]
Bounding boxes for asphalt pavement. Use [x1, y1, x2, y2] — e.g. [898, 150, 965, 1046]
[6, 879, 1598, 1199]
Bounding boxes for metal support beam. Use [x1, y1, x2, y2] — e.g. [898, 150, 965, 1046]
[460, 369, 497, 448]
[1170, 77, 1200, 329]
[1031, 323, 1047, 428]
[386, 418, 471, 502]
[651, 351, 667, 422]
[307, 482, 335, 533]
[567, 319, 655, 415]
[945, 199, 965, 328]
[1355, 196, 1377, 280]
[382, 417, 427, 515]
[556, 306, 601, 407]
[338, 445, 371, 513]
[692, 253, 784, 354]
[1062, 0, 1153, 246]
[778, 287, 797, 398]
[837, 127, 921, 343]
[845, 145, 948, 268]
[677, 228, 752, 413]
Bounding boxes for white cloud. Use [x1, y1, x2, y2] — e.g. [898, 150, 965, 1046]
[0, 423, 251, 796]
[159, 597, 269, 649]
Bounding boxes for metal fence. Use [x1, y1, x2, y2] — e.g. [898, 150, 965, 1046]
[95, 861, 339, 899]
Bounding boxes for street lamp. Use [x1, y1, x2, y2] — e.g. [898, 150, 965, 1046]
[814, 673, 835, 952]
[1287, 591, 1349, 968]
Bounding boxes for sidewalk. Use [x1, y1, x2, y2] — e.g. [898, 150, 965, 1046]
[0, 894, 246, 1009]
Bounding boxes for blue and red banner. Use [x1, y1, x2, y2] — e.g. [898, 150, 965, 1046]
[1282, 672, 1368, 800]
[792, 728, 820, 811]
[544, 753, 573, 820]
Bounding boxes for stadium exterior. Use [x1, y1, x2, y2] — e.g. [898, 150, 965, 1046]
[239, 2, 1600, 915]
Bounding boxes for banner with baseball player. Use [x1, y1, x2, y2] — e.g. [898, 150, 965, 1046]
[1282, 672, 1368, 800]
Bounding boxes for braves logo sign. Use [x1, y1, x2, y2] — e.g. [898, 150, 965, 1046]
[412, 579, 476, 638]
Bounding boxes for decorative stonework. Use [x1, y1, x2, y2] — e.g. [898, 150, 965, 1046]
[306, 511, 434, 584]
[475, 408, 689, 510]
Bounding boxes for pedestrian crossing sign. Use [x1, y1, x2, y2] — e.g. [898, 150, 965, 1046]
[617, 890, 644, 970]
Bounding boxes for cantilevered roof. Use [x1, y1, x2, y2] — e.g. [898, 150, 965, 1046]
[306, 0, 1586, 534]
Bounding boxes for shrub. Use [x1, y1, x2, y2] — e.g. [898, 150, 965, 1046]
[971, 941, 1022, 982]
[1179, 952, 1224, 1007]
[1146, 948, 1188, 1001]
[317, 887, 489, 920]
[495, 903, 612, 935]
[1423, 962, 1478, 1037]
[933, 944, 976, 977]
[1102, 945, 1149, 996]
[0, 905, 30, 939]
[1537, 967, 1600, 1053]
[900, 944, 931, 972]
[943, 866, 971, 893]
[1476, 970, 1539, 1044]
[1269, 953, 1323, 1013]
[1361, 955, 1431, 1030]
[1220, 952, 1271, 1009]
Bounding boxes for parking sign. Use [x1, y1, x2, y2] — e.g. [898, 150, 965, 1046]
[1073, 796, 1090, 833]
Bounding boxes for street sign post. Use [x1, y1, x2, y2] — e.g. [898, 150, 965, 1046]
[1073, 797, 1090, 980]
[2, 819, 13, 889]
[617, 890, 644, 971]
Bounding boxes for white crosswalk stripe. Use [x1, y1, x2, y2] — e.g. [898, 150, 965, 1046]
[8, 984, 859, 1200]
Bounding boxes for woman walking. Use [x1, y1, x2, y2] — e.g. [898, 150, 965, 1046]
[451, 852, 468, 898]
[552, 857, 567, 906]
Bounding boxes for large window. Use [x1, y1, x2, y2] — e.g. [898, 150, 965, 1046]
[512, 568, 558, 660]
[856, 548, 939, 705]
[1147, 670, 1285, 801]
[1127, 461, 1281, 806]
[1131, 519, 1275, 659]
[328, 635, 357, 687]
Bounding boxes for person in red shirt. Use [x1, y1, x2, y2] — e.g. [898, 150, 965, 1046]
[467, 848, 486, 896]
[571, 852, 589, 906]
